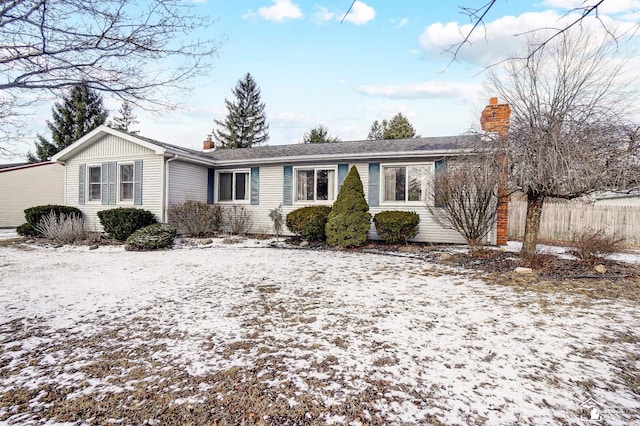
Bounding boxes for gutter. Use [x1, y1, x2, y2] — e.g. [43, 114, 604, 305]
[163, 154, 180, 222]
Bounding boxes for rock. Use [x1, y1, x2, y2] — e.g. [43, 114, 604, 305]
[594, 264, 607, 274]
[515, 267, 534, 274]
[439, 253, 453, 261]
[88, 244, 99, 250]
[299, 240, 309, 248]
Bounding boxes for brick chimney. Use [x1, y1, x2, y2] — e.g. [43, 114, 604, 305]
[203, 134, 215, 152]
[481, 97, 510, 246]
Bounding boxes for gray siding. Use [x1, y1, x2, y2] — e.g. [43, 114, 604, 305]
[225, 161, 491, 244]
[168, 161, 209, 205]
[0, 163, 65, 227]
[64, 135, 164, 231]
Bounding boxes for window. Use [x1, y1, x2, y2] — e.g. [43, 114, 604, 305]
[88, 165, 102, 201]
[218, 170, 249, 202]
[295, 168, 335, 202]
[119, 163, 134, 201]
[383, 164, 431, 203]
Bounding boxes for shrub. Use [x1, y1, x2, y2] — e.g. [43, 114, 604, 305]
[16, 223, 39, 237]
[22, 205, 82, 236]
[569, 228, 623, 263]
[269, 204, 285, 240]
[97, 208, 157, 241]
[225, 206, 252, 235]
[325, 166, 371, 248]
[35, 213, 98, 244]
[373, 211, 420, 244]
[168, 200, 224, 237]
[286, 205, 332, 241]
[125, 223, 176, 251]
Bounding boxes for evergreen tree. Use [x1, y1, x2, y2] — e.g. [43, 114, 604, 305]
[367, 113, 417, 140]
[302, 125, 341, 143]
[325, 166, 371, 248]
[111, 101, 139, 134]
[28, 84, 107, 162]
[213, 73, 269, 149]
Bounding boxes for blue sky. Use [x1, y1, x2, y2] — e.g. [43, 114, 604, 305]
[11, 0, 640, 157]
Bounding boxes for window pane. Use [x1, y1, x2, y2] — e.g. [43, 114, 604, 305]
[120, 164, 133, 182]
[384, 167, 405, 201]
[120, 183, 133, 200]
[219, 173, 232, 201]
[407, 167, 424, 202]
[235, 172, 248, 200]
[296, 170, 314, 201]
[89, 166, 101, 201]
[316, 169, 335, 201]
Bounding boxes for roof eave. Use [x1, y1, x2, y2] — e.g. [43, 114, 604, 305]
[211, 148, 466, 167]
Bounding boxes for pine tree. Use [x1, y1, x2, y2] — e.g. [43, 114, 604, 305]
[111, 101, 139, 134]
[325, 166, 371, 248]
[367, 113, 417, 140]
[302, 125, 341, 143]
[213, 73, 269, 149]
[28, 84, 107, 162]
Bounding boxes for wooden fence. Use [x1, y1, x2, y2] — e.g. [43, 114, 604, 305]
[508, 201, 640, 245]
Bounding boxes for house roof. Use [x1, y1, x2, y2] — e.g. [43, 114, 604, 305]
[0, 161, 61, 173]
[51, 126, 476, 167]
[206, 135, 476, 166]
[51, 126, 214, 165]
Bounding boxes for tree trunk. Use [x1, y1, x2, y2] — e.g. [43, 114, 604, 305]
[521, 194, 545, 256]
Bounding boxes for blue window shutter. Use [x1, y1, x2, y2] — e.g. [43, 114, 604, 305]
[338, 163, 349, 190]
[207, 168, 215, 204]
[78, 164, 86, 205]
[101, 163, 109, 205]
[283, 166, 293, 206]
[108, 162, 117, 205]
[134, 160, 143, 205]
[250, 167, 260, 205]
[368, 163, 380, 207]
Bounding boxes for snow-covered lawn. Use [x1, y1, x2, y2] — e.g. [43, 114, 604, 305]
[0, 239, 638, 425]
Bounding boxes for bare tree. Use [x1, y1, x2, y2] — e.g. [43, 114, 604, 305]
[427, 154, 499, 248]
[487, 29, 635, 255]
[451, 0, 621, 62]
[0, 0, 219, 157]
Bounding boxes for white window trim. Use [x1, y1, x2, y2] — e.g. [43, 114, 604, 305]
[216, 169, 251, 204]
[380, 162, 434, 206]
[118, 162, 134, 204]
[293, 165, 338, 204]
[86, 164, 102, 204]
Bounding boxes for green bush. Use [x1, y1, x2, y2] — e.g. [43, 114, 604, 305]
[374, 211, 420, 244]
[16, 222, 39, 237]
[286, 205, 332, 241]
[97, 208, 157, 241]
[24, 205, 81, 227]
[125, 223, 176, 251]
[325, 166, 371, 248]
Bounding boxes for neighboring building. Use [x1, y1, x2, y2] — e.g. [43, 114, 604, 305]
[591, 190, 640, 206]
[51, 125, 505, 244]
[0, 162, 65, 227]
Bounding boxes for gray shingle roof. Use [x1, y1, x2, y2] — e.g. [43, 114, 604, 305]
[206, 135, 475, 163]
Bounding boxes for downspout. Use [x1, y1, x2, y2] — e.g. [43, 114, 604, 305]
[163, 154, 179, 222]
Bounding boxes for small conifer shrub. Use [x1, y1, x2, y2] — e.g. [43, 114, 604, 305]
[97, 207, 156, 241]
[374, 211, 420, 244]
[325, 166, 371, 247]
[125, 223, 176, 251]
[286, 205, 332, 241]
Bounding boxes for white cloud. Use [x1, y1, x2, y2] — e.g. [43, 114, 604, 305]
[418, 10, 637, 66]
[313, 6, 335, 24]
[356, 81, 483, 100]
[542, 0, 640, 14]
[342, 1, 375, 25]
[244, 0, 303, 23]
